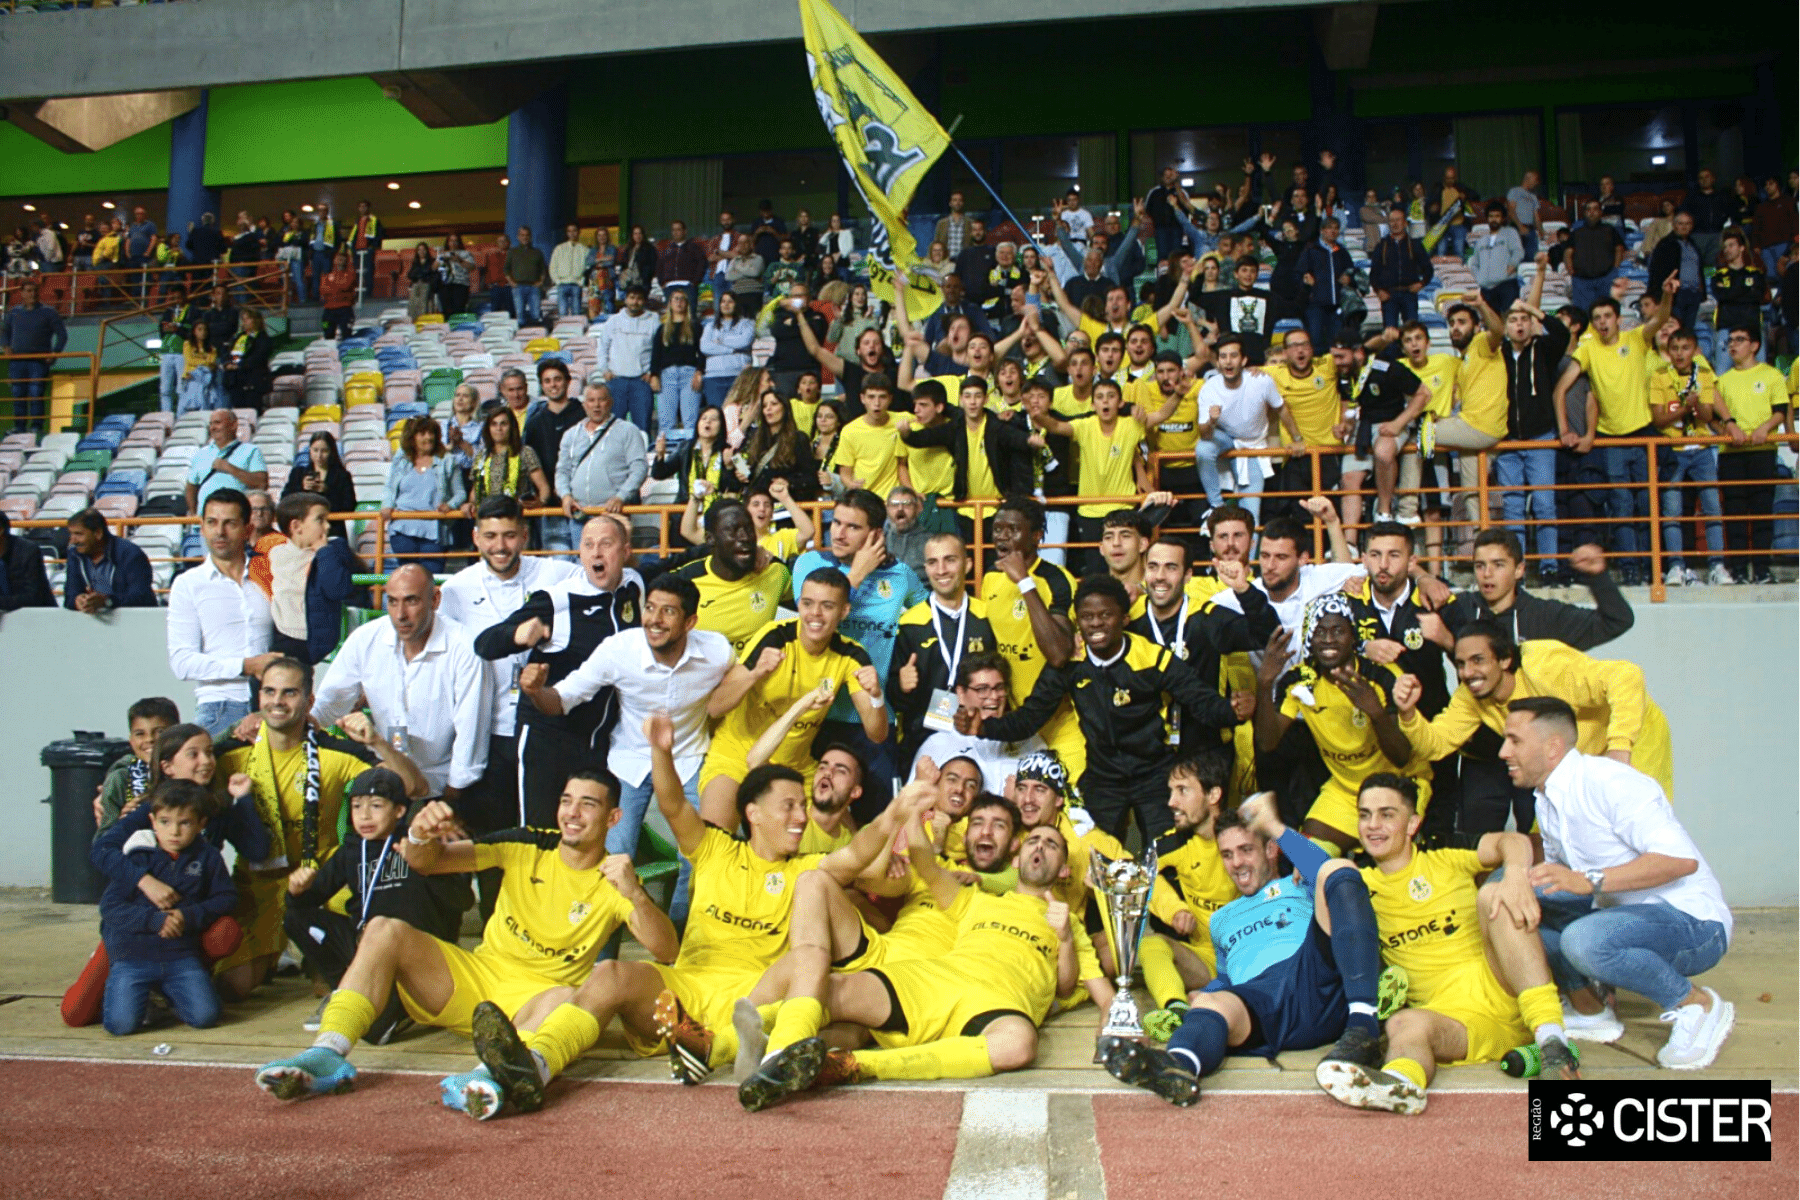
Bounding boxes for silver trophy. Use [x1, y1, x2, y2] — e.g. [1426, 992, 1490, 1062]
[1091, 845, 1158, 1040]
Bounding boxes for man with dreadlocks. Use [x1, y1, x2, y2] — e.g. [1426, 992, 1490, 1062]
[1253, 593, 1427, 852]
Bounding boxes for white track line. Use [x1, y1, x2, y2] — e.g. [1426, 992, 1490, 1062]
[942, 1090, 1048, 1200]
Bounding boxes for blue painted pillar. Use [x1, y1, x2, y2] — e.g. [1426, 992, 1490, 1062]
[504, 87, 567, 248]
[166, 90, 219, 237]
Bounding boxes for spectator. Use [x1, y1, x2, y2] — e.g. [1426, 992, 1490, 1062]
[766, 278, 831, 399]
[173, 318, 226, 414]
[705, 210, 740, 302]
[436, 231, 475, 316]
[732, 390, 819, 498]
[469, 406, 551, 517]
[751, 198, 787, 263]
[312, 564, 491, 801]
[224, 308, 273, 411]
[952, 219, 997, 305]
[486, 233, 514, 316]
[349, 199, 382, 296]
[94, 696, 180, 831]
[882, 486, 929, 582]
[1715, 326, 1791, 584]
[933, 192, 972, 259]
[1680, 167, 1731, 267]
[1710, 229, 1769, 349]
[1332, 332, 1432, 526]
[1506, 169, 1543, 257]
[1565, 200, 1625, 312]
[650, 289, 703, 438]
[404, 243, 435, 321]
[1647, 211, 1708, 345]
[655, 219, 708, 312]
[1498, 697, 1734, 1069]
[1469, 202, 1524, 313]
[616, 223, 657, 302]
[63, 508, 156, 612]
[0, 510, 53, 610]
[306, 203, 338, 302]
[723, 234, 767, 318]
[1593, 176, 1627, 231]
[2, 280, 66, 430]
[1638, 197, 1676, 264]
[1649, 328, 1730, 588]
[185, 409, 268, 517]
[1437, 529, 1633, 651]
[699, 291, 755, 409]
[830, 373, 910, 499]
[165, 488, 276, 735]
[505, 226, 548, 328]
[520, 361, 578, 511]
[1026, 377, 1163, 571]
[556, 380, 649, 543]
[283, 430, 358, 538]
[1751, 177, 1797, 280]
[267, 491, 359, 664]
[1295, 216, 1356, 351]
[154, 282, 199, 414]
[820, 212, 855, 263]
[319, 252, 358, 340]
[1368, 209, 1433, 328]
[595, 283, 659, 431]
[654, 406, 731, 512]
[1488, 274, 1569, 579]
[1428, 166, 1473, 259]
[381, 414, 466, 575]
[548, 224, 592, 320]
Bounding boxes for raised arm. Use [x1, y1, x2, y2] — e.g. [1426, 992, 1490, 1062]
[398, 799, 480, 875]
[817, 780, 936, 887]
[746, 686, 832, 770]
[645, 712, 706, 854]
[1253, 627, 1297, 751]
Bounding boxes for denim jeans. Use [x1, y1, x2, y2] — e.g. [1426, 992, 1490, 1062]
[1533, 887, 1729, 1012]
[1602, 441, 1651, 566]
[388, 530, 443, 575]
[177, 366, 224, 414]
[608, 765, 700, 924]
[1196, 429, 1265, 522]
[310, 249, 334, 302]
[1660, 446, 1724, 569]
[1443, 223, 1468, 260]
[1380, 289, 1419, 328]
[701, 374, 736, 409]
[1305, 302, 1339, 355]
[103, 954, 220, 1036]
[1495, 432, 1559, 572]
[8, 360, 48, 428]
[514, 284, 542, 326]
[609, 375, 654, 433]
[1569, 271, 1616, 313]
[194, 698, 252, 739]
[657, 366, 701, 437]
[287, 257, 306, 301]
[555, 283, 583, 320]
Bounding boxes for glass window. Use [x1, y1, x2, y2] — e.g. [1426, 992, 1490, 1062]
[1556, 106, 1685, 191]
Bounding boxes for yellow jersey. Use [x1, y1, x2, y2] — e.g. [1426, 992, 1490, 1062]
[1149, 827, 1236, 970]
[898, 415, 958, 500]
[1574, 327, 1656, 435]
[1717, 363, 1789, 452]
[832, 414, 909, 498]
[676, 826, 827, 977]
[1648, 357, 1720, 444]
[798, 814, 855, 854]
[1052, 384, 1095, 416]
[1455, 333, 1508, 439]
[1265, 359, 1341, 446]
[1069, 414, 1145, 517]
[964, 413, 999, 500]
[471, 832, 636, 988]
[1408, 352, 1461, 419]
[674, 554, 792, 655]
[1360, 846, 1487, 1006]
[712, 618, 871, 769]
[1129, 377, 1202, 456]
[1277, 659, 1426, 795]
[943, 884, 1061, 1021]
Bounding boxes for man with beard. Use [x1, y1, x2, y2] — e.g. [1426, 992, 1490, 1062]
[1434, 300, 1508, 559]
[674, 499, 793, 655]
[473, 514, 643, 827]
[911, 654, 1044, 799]
[1137, 748, 1245, 1020]
[890, 533, 996, 766]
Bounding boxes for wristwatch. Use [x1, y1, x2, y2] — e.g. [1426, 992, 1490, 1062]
[1583, 868, 1606, 896]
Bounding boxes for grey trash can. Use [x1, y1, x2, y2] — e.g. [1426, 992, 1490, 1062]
[41, 731, 131, 904]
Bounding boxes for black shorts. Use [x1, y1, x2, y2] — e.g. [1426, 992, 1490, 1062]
[1226, 918, 1346, 1057]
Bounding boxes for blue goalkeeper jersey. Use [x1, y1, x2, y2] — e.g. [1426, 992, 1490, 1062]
[1206, 875, 1316, 988]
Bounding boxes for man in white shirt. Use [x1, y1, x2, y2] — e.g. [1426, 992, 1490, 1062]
[911, 652, 1042, 796]
[1499, 696, 1734, 1071]
[312, 564, 492, 801]
[439, 495, 581, 839]
[521, 571, 733, 923]
[1195, 335, 1303, 523]
[592, 282, 660, 431]
[166, 487, 277, 735]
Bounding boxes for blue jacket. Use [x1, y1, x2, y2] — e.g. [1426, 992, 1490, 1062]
[95, 787, 272, 879]
[63, 534, 157, 609]
[1295, 240, 1356, 308]
[305, 537, 359, 663]
[96, 832, 236, 963]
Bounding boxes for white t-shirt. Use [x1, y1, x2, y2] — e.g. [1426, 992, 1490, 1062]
[1214, 561, 1364, 641]
[912, 729, 1045, 797]
[1199, 372, 1284, 444]
[267, 540, 316, 639]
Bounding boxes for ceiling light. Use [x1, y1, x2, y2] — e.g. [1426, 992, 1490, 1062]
[301, 204, 315, 213]
[387, 181, 401, 190]
[500, 177, 510, 187]
[58, 222, 69, 230]
[1650, 154, 1667, 166]
[102, 201, 116, 210]
[408, 201, 422, 210]
[22, 203, 36, 212]
[1180, 178, 1194, 188]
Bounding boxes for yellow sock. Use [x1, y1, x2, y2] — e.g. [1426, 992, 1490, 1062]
[1516, 982, 1562, 1034]
[1383, 1056, 1428, 1090]
[854, 1036, 994, 1081]
[757, 1002, 781, 1030]
[523, 1004, 601, 1080]
[316, 989, 376, 1047]
[765, 996, 827, 1058]
[1140, 935, 1188, 1010]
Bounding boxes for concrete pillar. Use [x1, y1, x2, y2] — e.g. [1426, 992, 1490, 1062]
[165, 89, 219, 236]
[504, 86, 567, 250]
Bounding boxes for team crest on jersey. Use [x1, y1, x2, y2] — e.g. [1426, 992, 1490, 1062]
[751, 590, 769, 612]
[876, 579, 894, 599]
[1012, 598, 1027, 620]
[1263, 883, 1281, 900]
[1112, 688, 1131, 707]
[969, 637, 985, 652]
[764, 872, 786, 895]
[568, 901, 592, 925]
[621, 599, 636, 624]
[1351, 709, 1367, 728]
[1408, 877, 1432, 902]
[1403, 627, 1424, 651]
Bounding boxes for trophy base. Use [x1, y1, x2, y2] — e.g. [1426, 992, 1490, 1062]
[1098, 988, 1144, 1041]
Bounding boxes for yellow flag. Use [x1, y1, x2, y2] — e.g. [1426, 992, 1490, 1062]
[799, 0, 945, 322]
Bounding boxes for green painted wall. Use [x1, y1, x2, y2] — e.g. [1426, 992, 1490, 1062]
[0, 120, 170, 197]
[203, 77, 508, 187]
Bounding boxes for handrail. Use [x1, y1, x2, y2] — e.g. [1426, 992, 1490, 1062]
[1, 261, 291, 320]
[0, 349, 99, 432]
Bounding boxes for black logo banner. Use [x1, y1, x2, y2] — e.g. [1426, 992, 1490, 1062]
[1528, 1079, 1774, 1161]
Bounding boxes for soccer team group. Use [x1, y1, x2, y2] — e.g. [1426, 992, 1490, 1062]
[87, 485, 1728, 1121]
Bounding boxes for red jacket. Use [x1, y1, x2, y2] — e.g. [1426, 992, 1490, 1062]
[320, 270, 357, 308]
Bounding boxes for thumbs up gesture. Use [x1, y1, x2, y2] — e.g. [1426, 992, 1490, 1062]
[899, 652, 920, 694]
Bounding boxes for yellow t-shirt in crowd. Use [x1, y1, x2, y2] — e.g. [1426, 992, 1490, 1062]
[1129, 377, 1202, 456]
[1648, 358, 1720, 444]
[1409, 352, 1461, 419]
[965, 414, 998, 499]
[1069, 414, 1145, 517]
[832, 414, 909, 498]
[758, 527, 805, 563]
[1455, 333, 1508, 438]
[1052, 385, 1095, 416]
[1717, 363, 1790, 452]
[896, 415, 957, 500]
[1265, 359, 1341, 446]
[1574, 326, 1655, 436]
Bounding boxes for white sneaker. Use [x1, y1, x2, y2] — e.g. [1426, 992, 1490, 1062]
[1663, 564, 1685, 587]
[1656, 988, 1735, 1070]
[1682, 568, 1702, 587]
[1373, 510, 1397, 525]
[1706, 563, 1736, 587]
[1396, 511, 1422, 527]
[1562, 1001, 1625, 1043]
[302, 996, 328, 1033]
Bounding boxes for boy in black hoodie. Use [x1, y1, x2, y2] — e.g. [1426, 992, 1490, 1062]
[97, 781, 237, 1036]
[284, 768, 472, 1042]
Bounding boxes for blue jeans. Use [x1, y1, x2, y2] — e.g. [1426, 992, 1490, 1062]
[1196, 429, 1265, 521]
[103, 954, 220, 1036]
[1495, 432, 1559, 572]
[194, 698, 252, 739]
[1380, 289, 1419, 328]
[1570, 271, 1615, 313]
[8, 359, 48, 428]
[1534, 887, 1729, 1012]
[1661, 446, 1724, 568]
[657, 365, 700, 437]
[388, 530, 443, 575]
[1520, 231, 1539, 259]
[514, 284, 542, 325]
[1602, 441, 1652, 566]
[701, 374, 736, 409]
[608, 765, 700, 925]
[287, 256, 306, 301]
[609, 375, 654, 433]
[1443, 223, 1468, 260]
[539, 516, 580, 554]
[310, 249, 334, 302]
[159, 353, 183, 412]
[177, 366, 224, 414]
[555, 283, 583, 320]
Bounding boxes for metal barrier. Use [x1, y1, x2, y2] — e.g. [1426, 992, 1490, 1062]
[0, 261, 291, 319]
[0, 348, 100, 432]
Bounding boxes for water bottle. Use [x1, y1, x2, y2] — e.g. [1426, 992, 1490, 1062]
[1499, 1042, 1542, 1078]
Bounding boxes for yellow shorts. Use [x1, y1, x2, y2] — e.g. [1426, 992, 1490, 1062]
[213, 871, 286, 976]
[1307, 776, 1432, 839]
[841, 907, 958, 974]
[396, 940, 567, 1037]
[700, 738, 817, 797]
[1149, 921, 1219, 975]
[1413, 957, 1530, 1066]
[869, 956, 1039, 1049]
[622, 962, 761, 1057]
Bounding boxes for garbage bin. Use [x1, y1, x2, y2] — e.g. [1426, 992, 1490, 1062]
[41, 731, 130, 904]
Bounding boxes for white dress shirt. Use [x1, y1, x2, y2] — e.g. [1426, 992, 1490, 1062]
[165, 554, 273, 704]
[912, 729, 1046, 796]
[552, 627, 734, 786]
[1212, 561, 1364, 641]
[1535, 750, 1731, 937]
[311, 614, 493, 795]
[440, 556, 582, 739]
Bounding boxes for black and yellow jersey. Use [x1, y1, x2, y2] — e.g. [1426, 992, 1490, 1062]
[941, 885, 1061, 1021]
[1148, 827, 1235, 964]
[1360, 846, 1487, 1007]
[979, 558, 1076, 706]
[674, 554, 792, 655]
[983, 631, 1237, 786]
[711, 618, 872, 768]
[677, 826, 827, 977]
[470, 828, 636, 988]
[757, 527, 807, 563]
[215, 729, 377, 869]
[1275, 658, 1424, 794]
[890, 597, 995, 742]
[1128, 581, 1275, 749]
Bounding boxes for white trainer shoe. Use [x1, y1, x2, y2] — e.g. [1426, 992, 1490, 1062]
[1656, 988, 1735, 1070]
[1706, 563, 1736, 587]
[1562, 1001, 1625, 1044]
[1663, 564, 1685, 587]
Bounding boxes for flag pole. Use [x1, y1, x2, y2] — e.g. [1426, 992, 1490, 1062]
[948, 142, 1047, 255]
